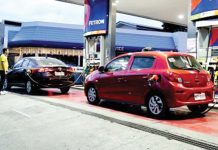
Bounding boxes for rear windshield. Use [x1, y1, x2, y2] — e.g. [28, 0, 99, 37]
[36, 58, 67, 67]
[168, 56, 203, 71]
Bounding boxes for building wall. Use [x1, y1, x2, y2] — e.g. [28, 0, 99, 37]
[9, 47, 83, 66]
[0, 23, 5, 53]
[172, 32, 187, 52]
[4, 25, 20, 47]
[0, 21, 21, 53]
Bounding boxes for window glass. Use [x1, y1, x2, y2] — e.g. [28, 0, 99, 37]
[106, 56, 130, 72]
[22, 59, 30, 68]
[28, 60, 37, 68]
[13, 59, 24, 68]
[168, 56, 203, 71]
[131, 57, 155, 70]
[35, 57, 67, 67]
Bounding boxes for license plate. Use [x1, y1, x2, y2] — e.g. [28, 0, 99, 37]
[55, 72, 65, 76]
[194, 93, 206, 101]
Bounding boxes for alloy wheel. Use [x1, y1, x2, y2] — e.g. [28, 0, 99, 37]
[26, 80, 32, 94]
[148, 95, 164, 115]
[88, 87, 97, 103]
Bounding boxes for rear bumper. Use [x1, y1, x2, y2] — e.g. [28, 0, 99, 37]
[33, 77, 74, 88]
[165, 82, 214, 108]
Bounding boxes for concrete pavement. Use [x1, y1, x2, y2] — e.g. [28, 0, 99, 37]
[0, 89, 218, 150]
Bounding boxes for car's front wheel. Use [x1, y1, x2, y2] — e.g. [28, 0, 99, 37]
[187, 104, 208, 114]
[146, 93, 169, 118]
[86, 86, 100, 105]
[60, 87, 70, 94]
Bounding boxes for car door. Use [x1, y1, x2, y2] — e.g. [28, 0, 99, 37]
[98, 56, 130, 101]
[15, 59, 30, 86]
[124, 56, 156, 104]
[7, 59, 24, 86]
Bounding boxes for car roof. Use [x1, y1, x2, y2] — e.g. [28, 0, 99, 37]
[119, 51, 193, 58]
[24, 57, 58, 61]
[25, 56, 55, 60]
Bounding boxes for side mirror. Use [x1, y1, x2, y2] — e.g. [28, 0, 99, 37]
[98, 66, 105, 73]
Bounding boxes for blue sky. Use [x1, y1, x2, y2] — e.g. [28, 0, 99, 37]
[0, 0, 162, 28]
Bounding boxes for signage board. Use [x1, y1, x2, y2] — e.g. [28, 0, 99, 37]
[191, 0, 218, 20]
[84, 0, 109, 36]
[210, 28, 218, 47]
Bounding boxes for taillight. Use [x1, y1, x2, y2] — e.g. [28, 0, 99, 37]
[67, 68, 74, 73]
[38, 68, 45, 72]
[165, 72, 183, 83]
[30, 68, 53, 73]
[38, 68, 53, 72]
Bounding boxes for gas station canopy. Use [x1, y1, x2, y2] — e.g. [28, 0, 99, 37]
[57, 0, 189, 26]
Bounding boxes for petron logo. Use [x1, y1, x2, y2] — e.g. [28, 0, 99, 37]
[89, 20, 105, 26]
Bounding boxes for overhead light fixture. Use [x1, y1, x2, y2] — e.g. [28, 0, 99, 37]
[178, 14, 184, 20]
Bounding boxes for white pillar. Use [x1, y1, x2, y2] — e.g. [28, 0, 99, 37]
[83, 38, 89, 67]
[78, 54, 81, 66]
[105, 0, 117, 63]
[100, 36, 106, 66]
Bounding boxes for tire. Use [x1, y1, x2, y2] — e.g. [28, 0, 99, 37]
[86, 86, 100, 105]
[187, 104, 208, 114]
[60, 87, 70, 94]
[6, 85, 11, 91]
[146, 93, 169, 118]
[4, 79, 11, 90]
[26, 80, 34, 94]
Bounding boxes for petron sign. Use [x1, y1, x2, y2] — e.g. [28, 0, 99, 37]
[191, 0, 218, 21]
[84, 0, 109, 36]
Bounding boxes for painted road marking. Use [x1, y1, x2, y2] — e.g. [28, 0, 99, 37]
[12, 109, 32, 119]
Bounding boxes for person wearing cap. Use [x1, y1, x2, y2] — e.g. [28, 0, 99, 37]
[0, 48, 9, 95]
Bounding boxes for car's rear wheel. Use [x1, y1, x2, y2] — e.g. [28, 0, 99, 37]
[86, 86, 100, 105]
[26, 80, 34, 94]
[6, 85, 11, 91]
[187, 104, 208, 114]
[146, 93, 168, 118]
[60, 87, 70, 94]
[4, 79, 11, 90]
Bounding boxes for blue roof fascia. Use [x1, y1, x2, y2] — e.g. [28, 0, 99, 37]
[116, 32, 176, 50]
[115, 45, 177, 52]
[9, 23, 178, 52]
[11, 26, 84, 43]
[8, 31, 19, 42]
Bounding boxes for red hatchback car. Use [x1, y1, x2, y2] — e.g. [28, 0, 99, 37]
[84, 52, 214, 117]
